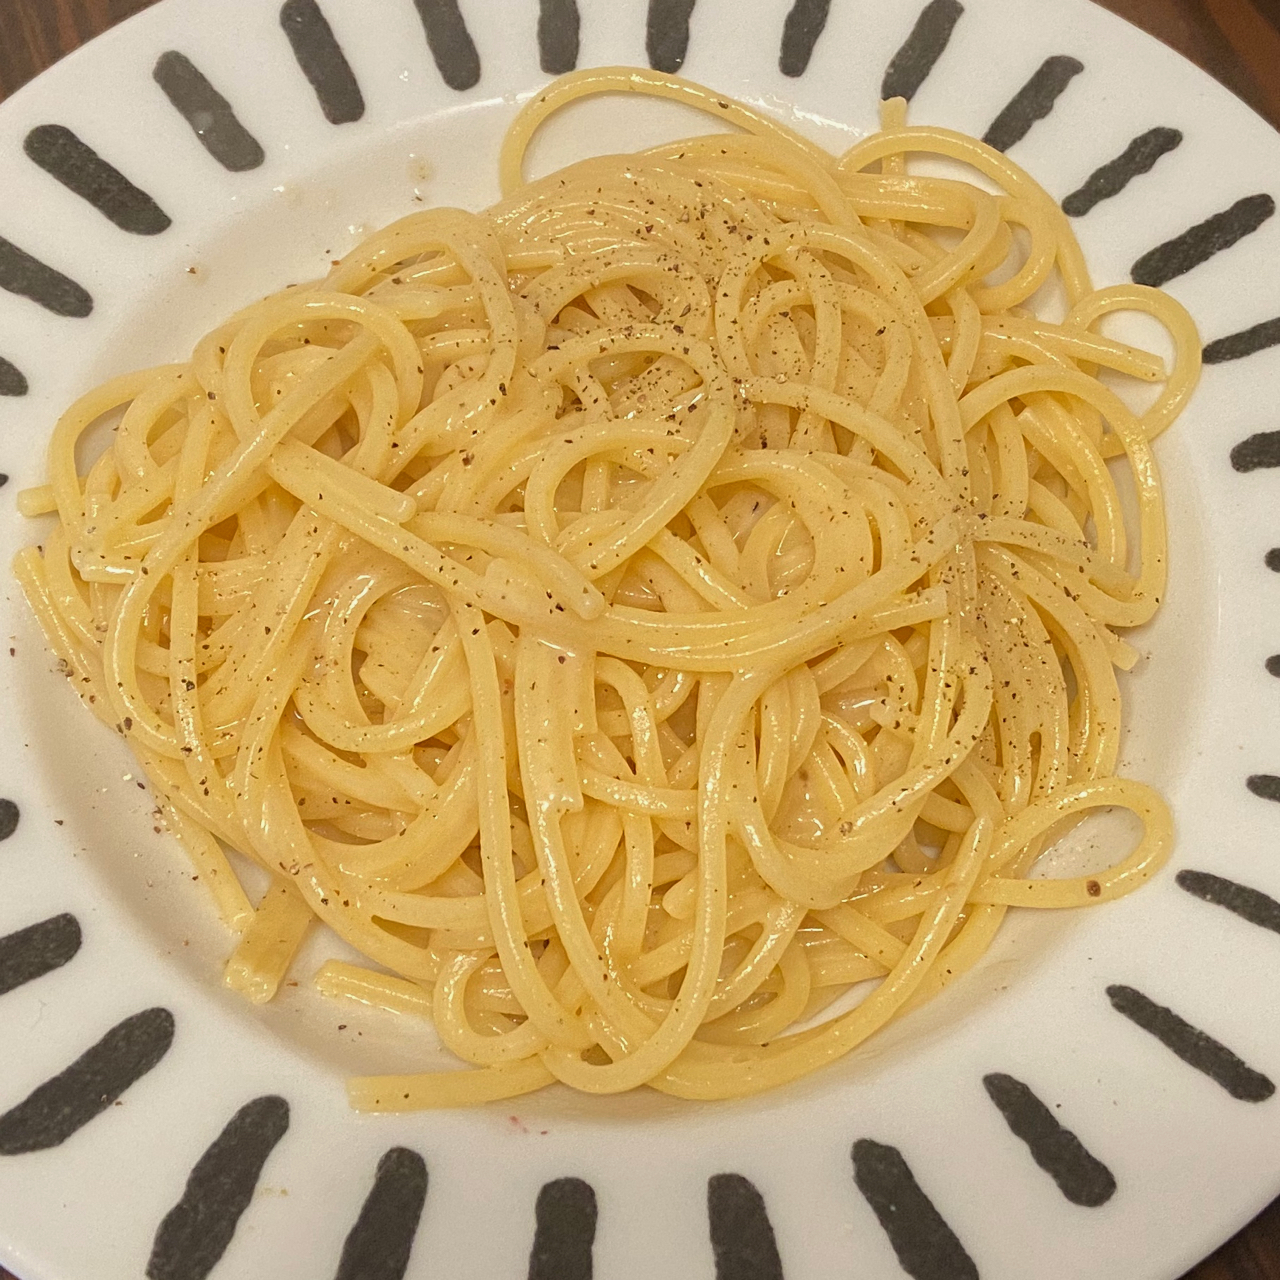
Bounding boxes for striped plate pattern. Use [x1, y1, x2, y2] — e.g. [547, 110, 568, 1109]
[0, 2, 1278, 1277]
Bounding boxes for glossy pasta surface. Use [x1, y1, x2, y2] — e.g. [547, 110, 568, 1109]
[16, 69, 1199, 1106]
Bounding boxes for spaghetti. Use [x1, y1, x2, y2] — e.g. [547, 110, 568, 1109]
[15, 68, 1199, 1106]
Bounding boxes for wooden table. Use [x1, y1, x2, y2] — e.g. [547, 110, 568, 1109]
[0, 1, 1278, 1277]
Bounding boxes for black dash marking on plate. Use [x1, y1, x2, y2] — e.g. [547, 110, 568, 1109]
[982, 56, 1084, 152]
[527, 1177, 596, 1280]
[1247, 772, 1280, 800]
[1107, 984, 1275, 1102]
[0, 800, 16, 840]
[779, 0, 831, 77]
[0, 238, 92, 317]
[647, 0, 696, 74]
[1205, 316, 1280, 365]
[412, 0, 481, 91]
[1267, 655, 1280, 678]
[851, 1140, 978, 1280]
[0, 1007, 174, 1154]
[152, 52, 265, 172]
[0, 357, 28, 396]
[881, 0, 963, 102]
[1177, 869, 1280, 935]
[1132, 193, 1276, 287]
[1230, 430, 1280, 471]
[147, 1095, 290, 1280]
[538, 0, 580, 74]
[0, 475, 8, 487]
[982, 1074, 1115, 1207]
[707, 1174, 783, 1280]
[23, 125, 170, 235]
[1266, 551, 1280, 574]
[334, 1147, 428, 1280]
[0, 914, 82, 997]
[1062, 126, 1182, 217]
[280, 0, 364, 125]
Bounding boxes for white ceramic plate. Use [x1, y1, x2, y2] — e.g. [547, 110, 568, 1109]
[1, 1, 1279, 1277]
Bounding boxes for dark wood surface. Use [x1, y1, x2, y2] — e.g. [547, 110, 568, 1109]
[0, 1, 1278, 1277]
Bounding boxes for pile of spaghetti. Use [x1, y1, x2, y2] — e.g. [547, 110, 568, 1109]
[16, 69, 1199, 1107]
